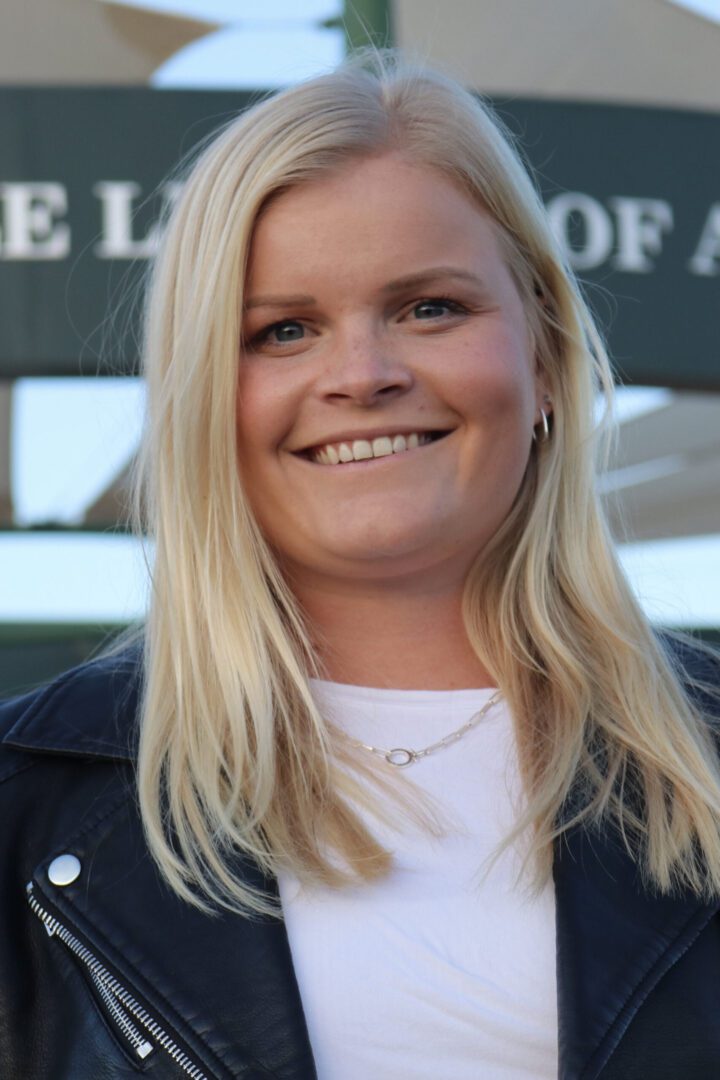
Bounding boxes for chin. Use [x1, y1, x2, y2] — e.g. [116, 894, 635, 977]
[317, 526, 470, 580]
[329, 517, 438, 555]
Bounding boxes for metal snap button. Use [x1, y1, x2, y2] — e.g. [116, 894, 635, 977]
[47, 854, 81, 887]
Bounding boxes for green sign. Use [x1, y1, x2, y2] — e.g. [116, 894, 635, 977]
[0, 89, 718, 387]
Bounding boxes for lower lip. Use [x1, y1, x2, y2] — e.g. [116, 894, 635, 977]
[294, 433, 452, 471]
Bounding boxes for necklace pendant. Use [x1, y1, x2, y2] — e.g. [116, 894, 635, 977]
[385, 747, 415, 768]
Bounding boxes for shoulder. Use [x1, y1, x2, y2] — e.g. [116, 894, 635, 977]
[0, 643, 144, 775]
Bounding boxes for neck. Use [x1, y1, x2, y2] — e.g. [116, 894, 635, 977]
[289, 571, 495, 691]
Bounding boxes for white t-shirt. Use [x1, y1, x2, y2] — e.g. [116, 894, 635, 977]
[276, 681, 558, 1080]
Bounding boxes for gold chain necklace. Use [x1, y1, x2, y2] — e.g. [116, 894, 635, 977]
[350, 690, 503, 768]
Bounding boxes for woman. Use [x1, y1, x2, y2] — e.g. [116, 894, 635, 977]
[1, 50, 720, 1080]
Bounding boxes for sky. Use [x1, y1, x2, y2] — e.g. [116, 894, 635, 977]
[3, 0, 720, 626]
[672, 0, 720, 18]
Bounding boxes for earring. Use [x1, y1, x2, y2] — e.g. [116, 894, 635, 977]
[532, 405, 551, 444]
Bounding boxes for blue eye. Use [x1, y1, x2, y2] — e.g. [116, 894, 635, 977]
[252, 320, 305, 347]
[413, 298, 465, 320]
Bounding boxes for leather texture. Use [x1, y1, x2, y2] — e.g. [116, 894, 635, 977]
[1, 640, 719, 1079]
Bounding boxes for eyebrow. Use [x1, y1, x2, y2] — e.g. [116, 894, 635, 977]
[243, 267, 487, 311]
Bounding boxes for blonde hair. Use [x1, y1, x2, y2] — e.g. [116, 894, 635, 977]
[125, 49, 720, 916]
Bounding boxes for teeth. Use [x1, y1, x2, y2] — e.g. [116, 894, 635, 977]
[372, 436, 393, 458]
[352, 440, 373, 460]
[311, 431, 440, 465]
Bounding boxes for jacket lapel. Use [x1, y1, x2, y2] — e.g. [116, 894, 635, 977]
[554, 820, 720, 1079]
[28, 781, 317, 1080]
[554, 642, 720, 1079]
[6, 653, 317, 1079]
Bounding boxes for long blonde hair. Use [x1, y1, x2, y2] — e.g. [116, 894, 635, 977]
[126, 49, 720, 916]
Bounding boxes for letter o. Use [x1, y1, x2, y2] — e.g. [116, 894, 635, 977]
[546, 192, 614, 271]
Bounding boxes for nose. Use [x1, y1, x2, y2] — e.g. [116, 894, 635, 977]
[318, 324, 414, 406]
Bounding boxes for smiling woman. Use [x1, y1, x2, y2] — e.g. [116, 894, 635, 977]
[2, 49, 720, 1080]
[236, 155, 547, 627]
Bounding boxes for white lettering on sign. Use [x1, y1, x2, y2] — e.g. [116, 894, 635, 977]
[688, 203, 720, 276]
[0, 182, 717, 283]
[546, 192, 613, 270]
[0, 183, 71, 259]
[92, 181, 181, 259]
[609, 197, 674, 272]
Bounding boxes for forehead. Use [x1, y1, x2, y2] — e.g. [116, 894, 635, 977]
[246, 154, 508, 285]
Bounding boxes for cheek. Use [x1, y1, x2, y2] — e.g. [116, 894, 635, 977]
[235, 376, 276, 494]
[455, 330, 536, 424]
[235, 366, 287, 461]
[235, 381, 258, 460]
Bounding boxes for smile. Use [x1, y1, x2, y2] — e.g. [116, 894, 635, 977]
[305, 430, 451, 466]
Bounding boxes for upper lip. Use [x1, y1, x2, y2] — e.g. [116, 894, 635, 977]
[292, 425, 454, 453]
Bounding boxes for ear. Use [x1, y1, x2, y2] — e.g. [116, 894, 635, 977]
[533, 367, 553, 420]
[524, 288, 553, 417]
[526, 284, 553, 419]
[535, 385, 552, 412]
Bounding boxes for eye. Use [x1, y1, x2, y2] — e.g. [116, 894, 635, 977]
[248, 319, 306, 349]
[411, 297, 468, 320]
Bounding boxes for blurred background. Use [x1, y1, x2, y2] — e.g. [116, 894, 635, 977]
[1, 0, 719, 694]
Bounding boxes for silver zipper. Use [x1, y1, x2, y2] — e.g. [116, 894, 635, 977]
[86, 965, 154, 1060]
[27, 883, 210, 1079]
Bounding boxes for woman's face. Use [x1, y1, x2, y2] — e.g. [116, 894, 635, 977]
[237, 153, 549, 590]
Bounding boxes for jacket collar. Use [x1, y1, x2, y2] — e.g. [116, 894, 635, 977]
[2, 646, 142, 761]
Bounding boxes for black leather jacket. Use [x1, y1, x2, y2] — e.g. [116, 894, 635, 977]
[1, 644, 720, 1080]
